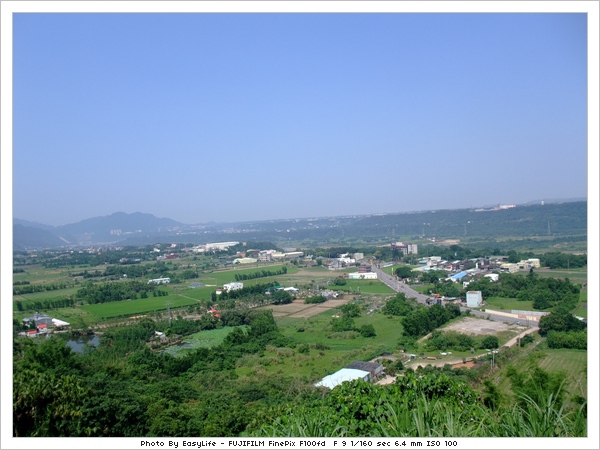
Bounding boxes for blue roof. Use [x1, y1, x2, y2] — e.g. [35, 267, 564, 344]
[450, 271, 468, 280]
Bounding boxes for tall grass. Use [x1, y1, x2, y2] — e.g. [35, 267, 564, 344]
[256, 391, 586, 437]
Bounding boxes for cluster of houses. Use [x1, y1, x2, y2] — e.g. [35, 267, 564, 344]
[19, 312, 70, 337]
[232, 249, 305, 264]
[415, 256, 540, 274]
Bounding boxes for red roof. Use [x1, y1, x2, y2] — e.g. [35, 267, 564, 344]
[27, 330, 37, 335]
[37, 323, 47, 329]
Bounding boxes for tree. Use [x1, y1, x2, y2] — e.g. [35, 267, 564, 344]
[395, 266, 414, 279]
[340, 303, 361, 317]
[480, 335, 499, 350]
[359, 324, 376, 338]
[538, 311, 586, 337]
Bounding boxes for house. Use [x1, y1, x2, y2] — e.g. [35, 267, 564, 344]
[346, 361, 384, 380]
[484, 273, 499, 282]
[466, 291, 483, 307]
[348, 272, 378, 280]
[148, 277, 170, 284]
[233, 257, 258, 264]
[449, 271, 468, 282]
[500, 263, 519, 273]
[22, 312, 53, 327]
[223, 282, 244, 292]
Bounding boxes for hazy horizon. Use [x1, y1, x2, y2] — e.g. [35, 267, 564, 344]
[12, 196, 589, 228]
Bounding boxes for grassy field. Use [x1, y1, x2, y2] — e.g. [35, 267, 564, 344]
[536, 347, 588, 399]
[197, 264, 298, 286]
[516, 268, 588, 283]
[574, 287, 588, 319]
[411, 284, 435, 294]
[484, 296, 535, 312]
[329, 279, 396, 294]
[231, 308, 406, 381]
[79, 295, 199, 319]
[489, 339, 587, 405]
[161, 326, 245, 357]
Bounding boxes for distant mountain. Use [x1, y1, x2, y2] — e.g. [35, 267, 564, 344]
[13, 224, 66, 251]
[13, 212, 184, 249]
[13, 218, 56, 231]
[519, 197, 587, 206]
[13, 199, 588, 250]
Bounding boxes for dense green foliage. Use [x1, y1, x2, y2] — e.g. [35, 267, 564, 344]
[305, 295, 326, 304]
[538, 311, 587, 336]
[463, 272, 580, 310]
[75, 280, 162, 304]
[12, 235, 588, 438]
[401, 304, 461, 337]
[251, 367, 586, 437]
[381, 293, 417, 316]
[234, 266, 287, 281]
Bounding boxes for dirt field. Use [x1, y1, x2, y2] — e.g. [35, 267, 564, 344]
[440, 316, 521, 335]
[256, 298, 352, 318]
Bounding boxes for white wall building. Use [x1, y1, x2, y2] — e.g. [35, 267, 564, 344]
[148, 277, 170, 284]
[223, 282, 244, 292]
[466, 291, 483, 307]
[348, 272, 378, 280]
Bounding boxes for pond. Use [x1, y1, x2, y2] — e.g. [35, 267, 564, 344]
[66, 334, 100, 353]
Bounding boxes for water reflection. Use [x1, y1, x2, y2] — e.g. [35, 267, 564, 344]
[66, 334, 100, 353]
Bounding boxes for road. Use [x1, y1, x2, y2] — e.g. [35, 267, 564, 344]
[372, 266, 431, 304]
[372, 265, 535, 327]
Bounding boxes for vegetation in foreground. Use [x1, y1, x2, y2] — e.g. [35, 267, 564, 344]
[12, 244, 588, 438]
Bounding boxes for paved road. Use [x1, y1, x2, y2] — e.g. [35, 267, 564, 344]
[372, 266, 536, 328]
[372, 266, 431, 304]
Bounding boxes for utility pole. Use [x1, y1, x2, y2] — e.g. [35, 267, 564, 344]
[167, 301, 172, 327]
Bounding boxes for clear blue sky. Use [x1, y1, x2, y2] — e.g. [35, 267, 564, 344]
[11, 12, 589, 226]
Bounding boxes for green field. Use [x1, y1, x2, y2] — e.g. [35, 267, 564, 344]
[232, 309, 405, 381]
[330, 279, 396, 294]
[536, 347, 588, 399]
[161, 326, 245, 357]
[574, 288, 588, 319]
[197, 264, 297, 286]
[79, 296, 199, 318]
[517, 268, 588, 283]
[484, 296, 535, 312]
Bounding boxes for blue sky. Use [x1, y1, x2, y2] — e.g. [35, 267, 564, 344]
[9, 11, 591, 225]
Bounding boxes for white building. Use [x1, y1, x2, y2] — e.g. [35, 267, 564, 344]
[500, 263, 519, 273]
[314, 368, 371, 389]
[466, 291, 483, 307]
[148, 277, 170, 284]
[519, 258, 541, 269]
[484, 273, 499, 282]
[223, 282, 244, 292]
[233, 257, 258, 264]
[348, 272, 378, 280]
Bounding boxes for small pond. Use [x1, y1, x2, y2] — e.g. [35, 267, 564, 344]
[66, 334, 100, 353]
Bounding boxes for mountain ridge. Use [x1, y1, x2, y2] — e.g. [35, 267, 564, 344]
[13, 199, 588, 251]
